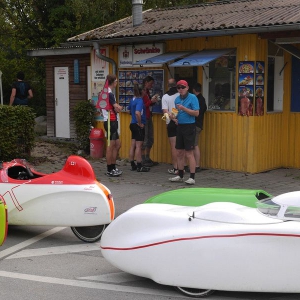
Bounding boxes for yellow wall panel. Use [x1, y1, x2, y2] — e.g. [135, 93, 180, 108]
[107, 34, 300, 173]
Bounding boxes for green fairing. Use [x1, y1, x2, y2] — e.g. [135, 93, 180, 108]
[0, 200, 6, 246]
[144, 188, 272, 208]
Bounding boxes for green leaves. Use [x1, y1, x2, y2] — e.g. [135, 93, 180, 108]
[0, 106, 36, 160]
[73, 100, 96, 151]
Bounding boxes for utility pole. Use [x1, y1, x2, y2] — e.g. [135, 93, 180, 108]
[0, 71, 3, 105]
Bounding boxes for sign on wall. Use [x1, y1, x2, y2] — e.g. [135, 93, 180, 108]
[91, 47, 109, 97]
[118, 43, 164, 68]
[90, 47, 109, 121]
[118, 69, 164, 113]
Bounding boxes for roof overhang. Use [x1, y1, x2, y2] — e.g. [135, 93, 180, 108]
[275, 44, 300, 60]
[62, 24, 300, 47]
[27, 46, 92, 57]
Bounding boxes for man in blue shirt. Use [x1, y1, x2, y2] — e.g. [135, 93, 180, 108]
[169, 80, 199, 185]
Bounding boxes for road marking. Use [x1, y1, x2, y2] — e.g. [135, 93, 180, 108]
[0, 227, 66, 259]
[79, 272, 145, 283]
[6, 243, 101, 259]
[0, 271, 180, 298]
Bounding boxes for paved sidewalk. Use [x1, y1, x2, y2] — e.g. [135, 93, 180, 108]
[33, 158, 300, 197]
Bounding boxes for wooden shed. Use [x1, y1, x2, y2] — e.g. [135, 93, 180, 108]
[28, 0, 300, 173]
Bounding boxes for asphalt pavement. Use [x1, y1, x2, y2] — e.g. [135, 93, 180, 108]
[34, 158, 300, 197]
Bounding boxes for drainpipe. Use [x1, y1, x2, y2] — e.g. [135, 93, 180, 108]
[132, 0, 143, 27]
[93, 42, 117, 75]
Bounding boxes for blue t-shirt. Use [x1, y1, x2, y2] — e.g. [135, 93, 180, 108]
[128, 97, 146, 124]
[174, 93, 200, 124]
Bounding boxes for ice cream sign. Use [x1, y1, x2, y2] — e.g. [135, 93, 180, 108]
[118, 43, 164, 68]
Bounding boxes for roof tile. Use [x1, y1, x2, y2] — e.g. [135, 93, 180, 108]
[68, 0, 300, 42]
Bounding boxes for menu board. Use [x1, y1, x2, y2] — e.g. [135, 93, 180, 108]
[238, 61, 254, 116]
[255, 61, 265, 116]
[238, 61, 265, 116]
[118, 70, 164, 113]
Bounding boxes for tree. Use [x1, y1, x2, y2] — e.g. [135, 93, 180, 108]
[0, 0, 215, 112]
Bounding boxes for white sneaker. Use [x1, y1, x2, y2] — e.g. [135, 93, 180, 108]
[168, 168, 178, 175]
[169, 176, 183, 182]
[185, 178, 195, 185]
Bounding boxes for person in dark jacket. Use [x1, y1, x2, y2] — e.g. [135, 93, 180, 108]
[193, 83, 207, 172]
[10, 71, 33, 106]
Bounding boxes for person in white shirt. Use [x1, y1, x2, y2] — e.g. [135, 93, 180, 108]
[162, 78, 179, 175]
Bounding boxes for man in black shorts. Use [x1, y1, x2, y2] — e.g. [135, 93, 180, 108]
[169, 80, 199, 185]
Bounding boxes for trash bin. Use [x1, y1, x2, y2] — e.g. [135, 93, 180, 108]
[89, 128, 105, 158]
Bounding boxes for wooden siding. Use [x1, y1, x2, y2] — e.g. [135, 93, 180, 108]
[45, 54, 90, 138]
[44, 37, 300, 173]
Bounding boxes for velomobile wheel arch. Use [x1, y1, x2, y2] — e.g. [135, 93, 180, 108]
[71, 224, 107, 243]
[175, 286, 214, 298]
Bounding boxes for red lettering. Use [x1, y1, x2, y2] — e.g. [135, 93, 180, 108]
[134, 47, 161, 55]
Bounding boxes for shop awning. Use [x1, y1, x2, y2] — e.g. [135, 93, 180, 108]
[275, 44, 300, 60]
[133, 51, 193, 65]
[169, 49, 235, 67]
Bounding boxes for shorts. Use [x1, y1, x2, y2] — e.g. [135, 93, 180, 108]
[130, 123, 145, 142]
[167, 120, 177, 138]
[175, 123, 196, 151]
[104, 120, 119, 140]
[142, 118, 154, 149]
[194, 126, 202, 146]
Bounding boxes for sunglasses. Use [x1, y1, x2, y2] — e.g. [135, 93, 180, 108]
[177, 85, 187, 90]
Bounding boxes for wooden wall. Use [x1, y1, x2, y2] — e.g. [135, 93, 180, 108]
[45, 54, 90, 138]
[45, 36, 300, 173]
[115, 35, 299, 173]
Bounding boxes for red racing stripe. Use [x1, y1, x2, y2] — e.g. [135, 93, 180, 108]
[101, 232, 300, 251]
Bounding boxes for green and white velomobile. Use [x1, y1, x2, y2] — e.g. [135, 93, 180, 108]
[144, 188, 271, 208]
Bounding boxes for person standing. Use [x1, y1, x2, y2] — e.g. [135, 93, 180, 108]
[169, 80, 199, 185]
[128, 84, 150, 172]
[141, 75, 158, 167]
[162, 78, 179, 174]
[192, 83, 207, 172]
[10, 71, 33, 106]
[102, 74, 123, 177]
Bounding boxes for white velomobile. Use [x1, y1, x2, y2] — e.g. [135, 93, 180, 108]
[1, 155, 114, 242]
[101, 190, 300, 297]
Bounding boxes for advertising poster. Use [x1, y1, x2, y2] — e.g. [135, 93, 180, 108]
[91, 47, 109, 96]
[254, 61, 265, 116]
[238, 61, 254, 116]
[91, 47, 109, 121]
[118, 69, 164, 113]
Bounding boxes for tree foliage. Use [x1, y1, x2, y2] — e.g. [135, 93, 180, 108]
[0, 0, 213, 112]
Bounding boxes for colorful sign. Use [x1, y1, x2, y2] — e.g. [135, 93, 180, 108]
[118, 69, 164, 112]
[91, 47, 109, 97]
[238, 60, 265, 116]
[118, 44, 164, 68]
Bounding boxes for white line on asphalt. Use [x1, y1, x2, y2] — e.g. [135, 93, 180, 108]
[6, 243, 100, 259]
[0, 227, 66, 259]
[79, 272, 146, 283]
[0, 271, 181, 298]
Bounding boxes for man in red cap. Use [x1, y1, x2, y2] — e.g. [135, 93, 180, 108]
[168, 80, 199, 185]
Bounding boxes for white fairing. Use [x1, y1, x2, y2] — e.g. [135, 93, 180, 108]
[3, 183, 111, 226]
[101, 202, 300, 293]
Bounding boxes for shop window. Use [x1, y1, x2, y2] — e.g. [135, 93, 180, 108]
[203, 53, 236, 111]
[267, 42, 284, 112]
[174, 67, 198, 93]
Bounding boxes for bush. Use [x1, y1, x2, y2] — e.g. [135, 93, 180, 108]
[73, 100, 96, 152]
[0, 106, 36, 160]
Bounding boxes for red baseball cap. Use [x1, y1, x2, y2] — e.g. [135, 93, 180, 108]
[177, 80, 188, 87]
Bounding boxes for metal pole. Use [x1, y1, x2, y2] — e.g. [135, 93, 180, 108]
[0, 71, 3, 105]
